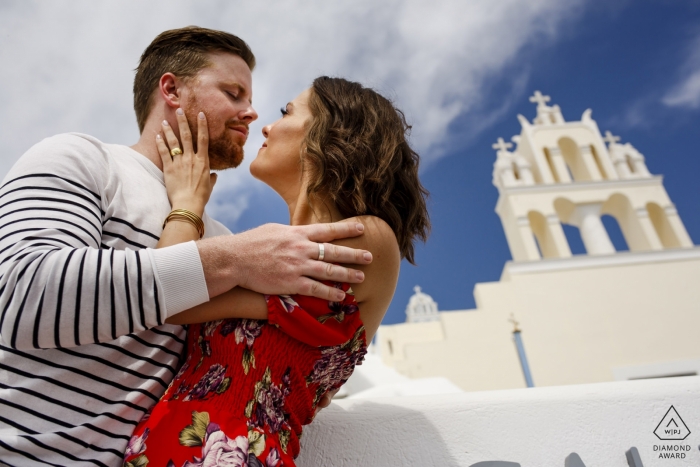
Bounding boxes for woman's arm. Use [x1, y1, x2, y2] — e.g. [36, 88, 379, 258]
[165, 287, 267, 324]
[155, 109, 269, 324]
[156, 109, 213, 248]
[330, 216, 401, 342]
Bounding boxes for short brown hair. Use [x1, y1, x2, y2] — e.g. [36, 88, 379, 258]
[133, 26, 256, 132]
[304, 77, 430, 264]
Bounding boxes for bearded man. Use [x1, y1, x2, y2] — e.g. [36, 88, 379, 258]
[0, 26, 370, 466]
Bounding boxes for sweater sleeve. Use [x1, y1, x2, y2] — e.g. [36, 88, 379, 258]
[0, 134, 209, 350]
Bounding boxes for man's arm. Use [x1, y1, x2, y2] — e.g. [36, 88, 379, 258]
[0, 135, 372, 350]
[0, 134, 186, 350]
[198, 222, 372, 301]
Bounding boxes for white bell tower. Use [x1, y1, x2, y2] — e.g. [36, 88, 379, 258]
[493, 91, 693, 261]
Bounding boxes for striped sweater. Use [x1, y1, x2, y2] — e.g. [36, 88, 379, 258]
[0, 133, 230, 466]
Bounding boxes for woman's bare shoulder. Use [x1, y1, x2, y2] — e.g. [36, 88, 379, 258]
[331, 216, 400, 339]
[333, 215, 400, 267]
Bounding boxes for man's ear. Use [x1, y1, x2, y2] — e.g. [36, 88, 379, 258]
[158, 73, 182, 109]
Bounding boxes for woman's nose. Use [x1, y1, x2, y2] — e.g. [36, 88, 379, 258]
[262, 125, 270, 137]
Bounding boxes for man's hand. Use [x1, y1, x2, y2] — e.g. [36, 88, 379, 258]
[198, 222, 372, 301]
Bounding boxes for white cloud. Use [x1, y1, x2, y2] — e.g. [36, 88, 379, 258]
[0, 0, 584, 229]
[663, 33, 700, 109]
[664, 71, 700, 108]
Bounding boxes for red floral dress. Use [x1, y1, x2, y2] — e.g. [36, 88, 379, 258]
[123, 282, 366, 467]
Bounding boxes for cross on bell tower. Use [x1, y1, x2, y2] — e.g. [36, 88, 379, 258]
[602, 131, 621, 146]
[491, 91, 693, 262]
[528, 90, 565, 125]
[529, 90, 551, 108]
[492, 137, 513, 153]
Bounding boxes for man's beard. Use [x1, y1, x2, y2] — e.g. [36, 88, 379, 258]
[206, 126, 245, 170]
[184, 98, 245, 171]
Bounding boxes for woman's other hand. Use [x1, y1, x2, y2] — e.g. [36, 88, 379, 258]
[156, 108, 216, 217]
[314, 388, 339, 416]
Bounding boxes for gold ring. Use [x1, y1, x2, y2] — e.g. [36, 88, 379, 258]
[170, 148, 183, 157]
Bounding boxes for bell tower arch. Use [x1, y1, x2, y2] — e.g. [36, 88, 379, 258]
[493, 91, 693, 261]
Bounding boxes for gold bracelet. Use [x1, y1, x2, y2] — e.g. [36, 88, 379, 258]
[163, 209, 205, 239]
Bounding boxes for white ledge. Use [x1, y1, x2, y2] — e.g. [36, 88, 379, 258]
[298, 376, 700, 466]
[501, 246, 700, 279]
[498, 175, 663, 195]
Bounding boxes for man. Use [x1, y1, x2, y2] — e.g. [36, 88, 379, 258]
[0, 27, 370, 466]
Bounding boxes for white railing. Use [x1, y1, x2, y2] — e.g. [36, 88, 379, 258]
[298, 376, 700, 466]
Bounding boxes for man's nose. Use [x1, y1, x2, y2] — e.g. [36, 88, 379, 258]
[240, 104, 258, 123]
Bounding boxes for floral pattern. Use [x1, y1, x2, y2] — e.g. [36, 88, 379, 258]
[234, 320, 263, 348]
[317, 286, 359, 323]
[123, 428, 149, 467]
[306, 326, 367, 406]
[203, 319, 223, 337]
[125, 281, 365, 467]
[233, 319, 263, 374]
[245, 367, 292, 452]
[173, 411, 283, 467]
[184, 363, 231, 401]
[276, 295, 299, 314]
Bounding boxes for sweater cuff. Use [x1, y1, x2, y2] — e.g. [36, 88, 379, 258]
[148, 241, 210, 318]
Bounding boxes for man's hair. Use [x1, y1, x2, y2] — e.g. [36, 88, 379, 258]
[303, 77, 431, 265]
[133, 26, 256, 132]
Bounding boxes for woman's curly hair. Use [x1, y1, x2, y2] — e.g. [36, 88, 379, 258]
[303, 76, 430, 264]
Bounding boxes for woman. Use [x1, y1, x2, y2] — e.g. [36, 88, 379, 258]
[124, 77, 430, 467]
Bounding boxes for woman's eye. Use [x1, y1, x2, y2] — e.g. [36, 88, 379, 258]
[280, 107, 288, 116]
[227, 92, 239, 100]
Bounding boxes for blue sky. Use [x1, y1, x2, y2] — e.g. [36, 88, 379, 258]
[1, 1, 699, 325]
[236, 1, 700, 323]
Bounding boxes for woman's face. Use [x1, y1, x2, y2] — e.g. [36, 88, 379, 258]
[250, 88, 312, 197]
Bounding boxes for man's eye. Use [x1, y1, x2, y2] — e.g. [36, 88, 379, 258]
[227, 92, 239, 100]
[280, 107, 288, 116]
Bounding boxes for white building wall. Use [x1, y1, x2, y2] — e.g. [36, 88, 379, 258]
[379, 248, 700, 391]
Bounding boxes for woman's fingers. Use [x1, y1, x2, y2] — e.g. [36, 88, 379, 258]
[197, 112, 209, 162]
[175, 108, 194, 156]
[155, 134, 172, 169]
[162, 120, 181, 157]
[210, 172, 218, 188]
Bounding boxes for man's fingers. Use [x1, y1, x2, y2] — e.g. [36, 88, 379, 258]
[314, 242, 372, 265]
[210, 172, 218, 188]
[298, 278, 346, 301]
[304, 260, 365, 285]
[305, 222, 365, 243]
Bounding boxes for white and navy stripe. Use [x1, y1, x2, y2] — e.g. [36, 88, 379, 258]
[0, 134, 225, 466]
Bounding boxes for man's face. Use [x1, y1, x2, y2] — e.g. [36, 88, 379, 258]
[181, 52, 257, 170]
